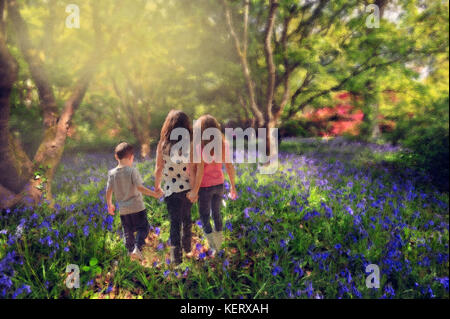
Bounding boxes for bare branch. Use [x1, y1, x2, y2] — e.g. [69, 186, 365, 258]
[264, 0, 279, 122]
[222, 0, 264, 126]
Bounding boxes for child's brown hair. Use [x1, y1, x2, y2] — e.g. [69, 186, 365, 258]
[196, 114, 222, 148]
[159, 110, 192, 155]
[115, 142, 134, 160]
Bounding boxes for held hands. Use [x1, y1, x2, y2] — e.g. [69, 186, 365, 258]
[107, 204, 115, 216]
[186, 188, 236, 203]
[186, 191, 198, 203]
[153, 187, 164, 199]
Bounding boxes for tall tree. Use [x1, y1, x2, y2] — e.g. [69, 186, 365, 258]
[0, 0, 25, 208]
[221, 0, 448, 149]
[0, 0, 116, 207]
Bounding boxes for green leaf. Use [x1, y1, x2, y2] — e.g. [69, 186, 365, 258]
[94, 266, 102, 275]
[89, 258, 98, 267]
[161, 233, 170, 242]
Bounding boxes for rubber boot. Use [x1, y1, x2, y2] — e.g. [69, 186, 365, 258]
[205, 232, 217, 256]
[213, 231, 224, 251]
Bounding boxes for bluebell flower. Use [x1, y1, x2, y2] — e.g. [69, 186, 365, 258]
[105, 285, 113, 294]
[223, 259, 229, 271]
[83, 225, 89, 237]
[243, 208, 250, 219]
[12, 284, 31, 299]
[305, 282, 314, 298]
[436, 277, 449, 291]
[271, 264, 282, 276]
[345, 206, 354, 216]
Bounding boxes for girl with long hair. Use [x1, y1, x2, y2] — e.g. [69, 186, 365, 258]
[155, 110, 194, 265]
[187, 114, 237, 255]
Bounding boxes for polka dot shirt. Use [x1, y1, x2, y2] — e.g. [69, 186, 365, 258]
[162, 154, 191, 197]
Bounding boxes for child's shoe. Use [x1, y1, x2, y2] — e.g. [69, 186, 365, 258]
[208, 248, 216, 258]
[130, 246, 143, 261]
[185, 252, 194, 259]
[205, 232, 217, 250]
[205, 232, 217, 257]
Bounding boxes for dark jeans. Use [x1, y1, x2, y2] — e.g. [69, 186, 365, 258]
[165, 190, 192, 263]
[198, 184, 224, 235]
[120, 210, 149, 253]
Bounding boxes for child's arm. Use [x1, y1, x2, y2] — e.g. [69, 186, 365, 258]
[223, 137, 237, 200]
[224, 162, 237, 200]
[187, 161, 204, 203]
[132, 166, 161, 199]
[154, 141, 164, 196]
[106, 187, 115, 215]
[137, 185, 160, 199]
[188, 142, 196, 188]
[187, 142, 204, 203]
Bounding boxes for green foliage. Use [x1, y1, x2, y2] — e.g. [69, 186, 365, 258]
[279, 119, 311, 138]
[387, 97, 449, 191]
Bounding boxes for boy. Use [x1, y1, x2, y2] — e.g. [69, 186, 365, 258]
[106, 142, 162, 260]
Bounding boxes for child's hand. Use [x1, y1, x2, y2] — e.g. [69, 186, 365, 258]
[229, 188, 238, 200]
[155, 187, 164, 198]
[186, 191, 198, 203]
[154, 189, 164, 199]
[108, 204, 115, 216]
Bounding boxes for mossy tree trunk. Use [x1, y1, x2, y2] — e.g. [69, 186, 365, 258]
[0, 0, 107, 208]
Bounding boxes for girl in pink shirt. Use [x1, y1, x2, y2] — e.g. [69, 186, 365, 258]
[187, 115, 237, 255]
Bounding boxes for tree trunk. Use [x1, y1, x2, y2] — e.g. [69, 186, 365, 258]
[263, 117, 280, 159]
[0, 0, 105, 208]
[140, 143, 150, 159]
[370, 102, 381, 140]
[29, 65, 98, 203]
[222, 0, 265, 127]
[135, 125, 151, 159]
[0, 2, 27, 208]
